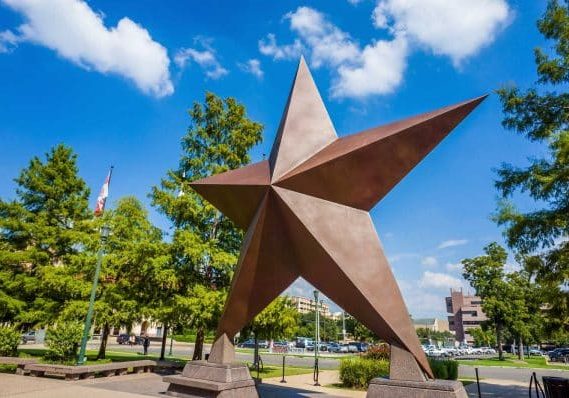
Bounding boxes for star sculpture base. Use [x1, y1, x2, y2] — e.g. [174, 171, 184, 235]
[164, 56, 485, 398]
[367, 378, 468, 398]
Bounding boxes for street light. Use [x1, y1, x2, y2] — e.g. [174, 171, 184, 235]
[77, 225, 110, 365]
[313, 290, 320, 386]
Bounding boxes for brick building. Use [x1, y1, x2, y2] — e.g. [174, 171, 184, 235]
[446, 288, 487, 344]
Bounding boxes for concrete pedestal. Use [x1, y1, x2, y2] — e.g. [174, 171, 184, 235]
[164, 361, 258, 398]
[367, 378, 468, 398]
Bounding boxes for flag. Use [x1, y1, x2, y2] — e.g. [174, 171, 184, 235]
[94, 167, 113, 216]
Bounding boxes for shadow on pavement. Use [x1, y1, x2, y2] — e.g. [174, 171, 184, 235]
[466, 381, 528, 398]
[258, 383, 342, 397]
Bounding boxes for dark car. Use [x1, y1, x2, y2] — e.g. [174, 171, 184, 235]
[548, 348, 569, 362]
[353, 342, 369, 352]
[237, 339, 269, 349]
[116, 334, 142, 345]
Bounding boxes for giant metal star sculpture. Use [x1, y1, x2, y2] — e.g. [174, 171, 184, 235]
[191, 58, 485, 380]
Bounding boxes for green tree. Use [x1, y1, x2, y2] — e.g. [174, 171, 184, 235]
[151, 92, 263, 359]
[85, 197, 171, 359]
[246, 296, 299, 343]
[462, 243, 519, 360]
[298, 312, 340, 342]
[496, 0, 569, 335]
[173, 284, 226, 359]
[0, 145, 92, 327]
[470, 327, 496, 348]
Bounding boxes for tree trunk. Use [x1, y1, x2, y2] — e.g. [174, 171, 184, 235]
[193, 327, 204, 360]
[253, 334, 259, 368]
[160, 324, 168, 360]
[496, 322, 504, 361]
[97, 323, 110, 360]
[518, 335, 524, 361]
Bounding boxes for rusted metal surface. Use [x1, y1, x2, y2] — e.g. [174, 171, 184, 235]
[190, 57, 485, 380]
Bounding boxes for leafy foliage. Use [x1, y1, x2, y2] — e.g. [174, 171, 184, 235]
[297, 311, 339, 341]
[339, 357, 389, 389]
[151, 92, 262, 359]
[0, 326, 21, 357]
[0, 145, 92, 326]
[362, 344, 390, 361]
[45, 322, 83, 362]
[470, 327, 496, 347]
[495, 0, 569, 335]
[428, 359, 458, 380]
[244, 296, 299, 341]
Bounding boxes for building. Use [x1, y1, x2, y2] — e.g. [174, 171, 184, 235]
[446, 288, 487, 344]
[412, 318, 450, 333]
[290, 295, 332, 318]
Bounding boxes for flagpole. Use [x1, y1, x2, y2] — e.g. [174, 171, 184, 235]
[77, 166, 113, 365]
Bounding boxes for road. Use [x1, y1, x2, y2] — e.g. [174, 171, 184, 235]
[26, 340, 569, 383]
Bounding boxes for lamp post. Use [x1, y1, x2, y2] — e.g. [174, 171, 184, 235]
[77, 225, 110, 365]
[313, 290, 321, 386]
[342, 311, 346, 342]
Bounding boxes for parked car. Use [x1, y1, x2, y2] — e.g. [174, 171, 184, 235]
[237, 339, 269, 349]
[21, 331, 36, 344]
[328, 342, 342, 353]
[296, 338, 314, 349]
[353, 342, 369, 352]
[529, 349, 544, 356]
[426, 347, 446, 357]
[117, 334, 142, 345]
[549, 348, 569, 362]
[343, 343, 359, 353]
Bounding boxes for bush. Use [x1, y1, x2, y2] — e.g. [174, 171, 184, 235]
[363, 344, 390, 361]
[0, 327, 21, 357]
[45, 322, 83, 362]
[339, 357, 389, 389]
[428, 358, 458, 380]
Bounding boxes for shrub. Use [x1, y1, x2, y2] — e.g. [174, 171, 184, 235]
[363, 344, 390, 361]
[428, 358, 458, 380]
[45, 322, 83, 362]
[0, 327, 21, 357]
[339, 357, 389, 389]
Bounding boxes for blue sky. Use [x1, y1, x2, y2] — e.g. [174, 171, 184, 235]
[0, 0, 548, 318]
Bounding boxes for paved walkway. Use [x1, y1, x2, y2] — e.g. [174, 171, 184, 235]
[0, 370, 541, 398]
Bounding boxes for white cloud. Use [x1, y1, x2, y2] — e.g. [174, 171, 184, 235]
[446, 262, 462, 272]
[372, 0, 511, 65]
[238, 58, 263, 79]
[259, 6, 407, 98]
[331, 33, 407, 98]
[175, 38, 228, 80]
[259, 33, 303, 60]
[421, 256, 438, 267]
[438, 239, 468, 249]
[0, 0, 173, 97]
[260, 3, 511, 98]
[0, 30, 19, 53]
[388, 252, 419, 264]
[399, 280, 447, 317]
[347, 0, 364, 4]
[419, 271, 462, 290]
[286, 7, 360, 68]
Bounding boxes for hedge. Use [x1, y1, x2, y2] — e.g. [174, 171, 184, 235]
[45, 322, 83, 362]
[0, 327, 21, 357]
[428, 358, 459, 380]
[339, 357, 389, 389]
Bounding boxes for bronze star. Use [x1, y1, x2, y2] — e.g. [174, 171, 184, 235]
[191, 57, 485, 379]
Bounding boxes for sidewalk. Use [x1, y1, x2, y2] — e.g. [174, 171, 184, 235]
[262, 370, 365, 397]
[0, 370, 533, 398]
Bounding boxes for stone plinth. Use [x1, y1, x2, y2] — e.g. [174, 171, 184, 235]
[367, 378, 468, 398]
[164, 361, 258, 398]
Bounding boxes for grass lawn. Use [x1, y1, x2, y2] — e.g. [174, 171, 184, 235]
[457, 355, 569, 370]
[18, 348, 188, 366]
[248, 365, 313, 379]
